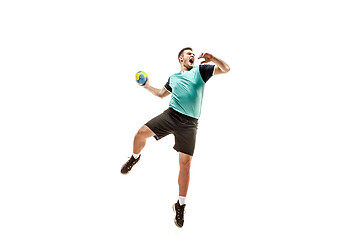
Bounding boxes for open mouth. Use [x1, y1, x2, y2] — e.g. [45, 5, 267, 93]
[189, 58, 194, 64]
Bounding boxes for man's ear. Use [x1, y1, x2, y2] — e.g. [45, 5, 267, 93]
[179, 56, 183, 63]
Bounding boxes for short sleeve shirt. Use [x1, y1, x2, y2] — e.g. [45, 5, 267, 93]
[164, 64, 215, 119]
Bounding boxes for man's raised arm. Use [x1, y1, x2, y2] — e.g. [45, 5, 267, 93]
[198, 52, 230, 75]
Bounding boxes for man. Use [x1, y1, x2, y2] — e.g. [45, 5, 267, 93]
[121, 47, 230, 228]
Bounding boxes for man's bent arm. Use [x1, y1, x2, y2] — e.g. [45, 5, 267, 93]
[212, 56, 230, 75]
[198, 52, 230, 75]
[143, 80, 170, 99]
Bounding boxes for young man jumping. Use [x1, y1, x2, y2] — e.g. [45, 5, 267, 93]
[121, 47, 230, 227]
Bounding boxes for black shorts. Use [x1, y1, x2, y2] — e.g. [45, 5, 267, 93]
[145, 108, 198, 156]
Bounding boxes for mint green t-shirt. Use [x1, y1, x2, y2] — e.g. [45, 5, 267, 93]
[164, 65, 215, 119]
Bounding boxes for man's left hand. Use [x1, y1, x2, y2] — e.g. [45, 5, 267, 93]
[198, 53, 214, 64]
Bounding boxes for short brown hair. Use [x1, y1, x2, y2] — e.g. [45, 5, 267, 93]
[178, 47, 193, 62]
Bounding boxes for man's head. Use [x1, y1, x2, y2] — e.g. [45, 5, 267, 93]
[178, 47, 195, 70]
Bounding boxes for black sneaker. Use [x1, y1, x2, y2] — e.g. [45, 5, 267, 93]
[121, 155, 141, 174]
[172, 200, 186, 228]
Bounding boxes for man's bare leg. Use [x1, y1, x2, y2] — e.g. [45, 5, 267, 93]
[173, 152, 192, 227]
[121, 125, 154, 174]
[133, 125, 155, 154]
[178, 152, 192, 197]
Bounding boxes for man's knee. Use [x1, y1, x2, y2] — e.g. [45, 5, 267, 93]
[179, 153, 192, 171]
[135, 125, 154, 139]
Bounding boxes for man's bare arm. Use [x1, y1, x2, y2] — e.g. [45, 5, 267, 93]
[143, 79, 171, 98]
[198, 53, 230, 75]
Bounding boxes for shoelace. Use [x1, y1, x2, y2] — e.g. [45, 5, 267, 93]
[176, 205, 186, 220]
[125, 157, 139, 170]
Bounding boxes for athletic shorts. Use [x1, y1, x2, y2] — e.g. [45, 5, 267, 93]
[145, 108, 198, 156]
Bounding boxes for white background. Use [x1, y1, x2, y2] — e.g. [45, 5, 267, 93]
[1, 0, 359, 239]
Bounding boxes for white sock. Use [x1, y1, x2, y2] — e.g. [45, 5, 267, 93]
[132, 153, 140, 159]
[178, 196, 186, 205]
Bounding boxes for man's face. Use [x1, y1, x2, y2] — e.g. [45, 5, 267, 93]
[180, 50, 195, 70]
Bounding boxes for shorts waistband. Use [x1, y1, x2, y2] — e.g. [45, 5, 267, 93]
[167, 108, 198, 123]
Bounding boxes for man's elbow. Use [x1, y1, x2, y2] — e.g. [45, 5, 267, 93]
[158, 93, 167, 99]
[223, 66, 230, 73]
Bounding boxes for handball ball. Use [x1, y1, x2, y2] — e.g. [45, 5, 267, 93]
[135, 71, 148, 86]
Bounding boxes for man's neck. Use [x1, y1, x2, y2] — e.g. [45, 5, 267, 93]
[181, 65, 193, 71]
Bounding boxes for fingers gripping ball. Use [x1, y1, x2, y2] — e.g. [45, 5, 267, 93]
[135, 71, 148, 86]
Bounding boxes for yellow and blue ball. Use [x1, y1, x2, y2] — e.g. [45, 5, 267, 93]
[135, 71, 148, 86]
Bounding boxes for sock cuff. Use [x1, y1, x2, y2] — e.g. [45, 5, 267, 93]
[178, 196, 186, 205]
